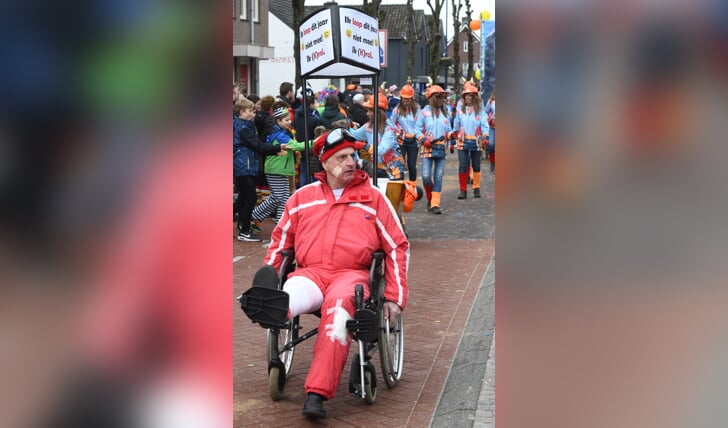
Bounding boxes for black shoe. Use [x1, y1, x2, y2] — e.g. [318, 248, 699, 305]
[473, 188, 481, 198]
[430, 206, 442, 214]
[252, 265, 277, 289]
[457, 190, 467, 199]
[302, 393, 327, 419]
[490, 162, 495, 172]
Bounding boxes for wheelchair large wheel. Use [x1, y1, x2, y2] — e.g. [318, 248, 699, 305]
[378, 312, 404, 388]
[267, 317, 298, 400]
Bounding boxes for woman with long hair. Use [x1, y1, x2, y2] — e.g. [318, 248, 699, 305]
[349, 94, 404, 180]
[390, 84, 420, 181]
[452, 83, 488, 198]
[414, 85, 452, 214]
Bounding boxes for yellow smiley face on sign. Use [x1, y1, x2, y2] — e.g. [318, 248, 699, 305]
[374, 38, 379, 47]
[345, 28, 351, 38]
[324, 29, 331, 39]
[301, 42, 305, 51]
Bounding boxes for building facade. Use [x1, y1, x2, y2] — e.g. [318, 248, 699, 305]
[233, 0, 275, 94]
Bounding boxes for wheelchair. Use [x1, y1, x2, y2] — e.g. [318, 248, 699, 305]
[238, 250, 404, 404]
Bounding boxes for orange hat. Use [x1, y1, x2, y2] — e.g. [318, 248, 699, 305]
[400, 84, 415, 99]
[312, 128, 365, 163]
[425, 85, 445, 99]
[346, 84, 356, 91]
[362, 93, 388, 110]
[462, 83, 479, 95]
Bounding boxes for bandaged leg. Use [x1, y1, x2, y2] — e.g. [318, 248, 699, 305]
[283, 275, 324, 318]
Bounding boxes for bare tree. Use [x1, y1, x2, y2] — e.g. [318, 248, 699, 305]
[293, 0, 305, 87]
[406, 0, 415, 81]
[362, 0, 384, 20]
[464, 0, 474, 81]
[425, 0, 446, 84]
[450, 0, 463, 94]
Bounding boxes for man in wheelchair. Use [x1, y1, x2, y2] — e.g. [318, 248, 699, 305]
[241, 127, 410, 419]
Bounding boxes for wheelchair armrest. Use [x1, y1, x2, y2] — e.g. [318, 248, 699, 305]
[277, 250, 296, 289]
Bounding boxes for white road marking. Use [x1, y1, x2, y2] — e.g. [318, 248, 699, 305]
[233, 256, 245, 263]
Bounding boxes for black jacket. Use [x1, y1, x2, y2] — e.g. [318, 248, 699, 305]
[348, 103, 369, 127]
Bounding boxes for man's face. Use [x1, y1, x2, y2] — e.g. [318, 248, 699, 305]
[323, 147, 357, 186]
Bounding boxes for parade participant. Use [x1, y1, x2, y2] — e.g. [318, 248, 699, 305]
[485, 90, 496, 172]
[234, 99, 287, 241]
[390, 84, 420, 181]
[250, 102, 307, 231]
[452, 83, 489, 198]
[387, 84, 400, 118]
[348, 93, 404, 180]
[255, 128, 409, 419]
[414, 85, 453, 214]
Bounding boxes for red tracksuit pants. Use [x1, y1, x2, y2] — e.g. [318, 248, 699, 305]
[284, 267, 371, 399]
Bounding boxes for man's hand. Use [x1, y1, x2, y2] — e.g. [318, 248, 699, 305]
[382, 301, 402, 325]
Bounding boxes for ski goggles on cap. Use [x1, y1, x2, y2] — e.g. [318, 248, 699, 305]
[321, 127, 357, 156]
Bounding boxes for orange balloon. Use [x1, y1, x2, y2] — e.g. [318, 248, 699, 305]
[469, 19, 481, 31]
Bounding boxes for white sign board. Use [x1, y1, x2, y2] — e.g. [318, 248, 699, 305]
[299, 9, 335, 76]
[338, 7, 380, 71]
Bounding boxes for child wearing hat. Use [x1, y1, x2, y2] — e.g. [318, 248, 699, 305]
[250, 101, 309, 230]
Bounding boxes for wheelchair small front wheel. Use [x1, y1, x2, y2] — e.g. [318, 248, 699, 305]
[379, 312, 404, 388]
[268, 366, 285, 401]
[363, 368, 377, 404]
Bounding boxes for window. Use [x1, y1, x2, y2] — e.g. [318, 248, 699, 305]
[240, 0, 259, 22]
[463, 41, 469, 53]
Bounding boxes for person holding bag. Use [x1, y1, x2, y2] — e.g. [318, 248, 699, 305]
[414, 84, 452, 214]
[452, 83, 489, 199]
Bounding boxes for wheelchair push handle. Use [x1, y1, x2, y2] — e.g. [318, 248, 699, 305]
[355, 284, 363, 310]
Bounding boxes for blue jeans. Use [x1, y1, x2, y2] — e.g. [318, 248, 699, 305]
[488, 129, 495, 153]
[421, 157, 447, 192]
[401, 138, 419, 181]
[458, 149, 482, 173]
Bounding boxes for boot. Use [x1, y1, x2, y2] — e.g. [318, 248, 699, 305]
[430, 192, 442, 214]
[425, 185, 433, 211]
[302, 392, 327, 419]
[458, 173, 468, 198]
[472, 172, 482, 198]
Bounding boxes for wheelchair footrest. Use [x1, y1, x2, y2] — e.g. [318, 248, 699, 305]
[239, 287, 289, 329]
[346, 308, 379, 343]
